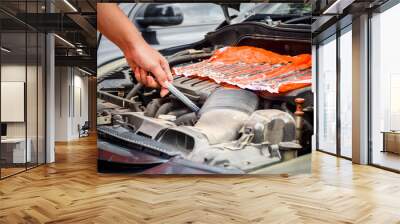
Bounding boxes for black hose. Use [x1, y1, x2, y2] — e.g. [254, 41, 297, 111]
[174, 112, 198, 126]
[144, 98, 163, 117]
[155, 102, 175, 118]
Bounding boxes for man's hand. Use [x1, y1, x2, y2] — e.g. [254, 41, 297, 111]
[124, 41, 173, 97]
[97, 3, 173, 97]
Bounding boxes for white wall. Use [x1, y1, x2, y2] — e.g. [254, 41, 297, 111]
[1, 65, 33, 138]
[54, 67, 89, 141]
[55, 66, 69, 141]
[1, 63, 46, 164]
[1, 65, 26, 139]
[72, 73, 89, 138]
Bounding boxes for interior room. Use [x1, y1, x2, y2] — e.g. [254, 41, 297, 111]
[0, 0, 400, 223]
[0, 0, 96, 179]
[0, 3, 46, 177]
[314, 0, 400, 172]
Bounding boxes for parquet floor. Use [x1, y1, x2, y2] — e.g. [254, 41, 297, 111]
[1, 135, 400, 224]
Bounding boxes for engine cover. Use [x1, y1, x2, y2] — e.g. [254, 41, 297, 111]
[173, 76, 220, 103]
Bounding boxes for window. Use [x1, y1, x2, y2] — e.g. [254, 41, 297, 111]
[0, 0, 46, 179]
[339, 27, 352, 158]
[1, 31, 28, 177]
[370, 3, 400, 171]
[317, 36, 337, 154]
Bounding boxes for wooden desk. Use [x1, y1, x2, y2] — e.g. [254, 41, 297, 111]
[382, 131, 400, 154]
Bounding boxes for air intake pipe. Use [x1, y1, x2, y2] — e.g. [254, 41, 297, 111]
[194, 89, 259, 145]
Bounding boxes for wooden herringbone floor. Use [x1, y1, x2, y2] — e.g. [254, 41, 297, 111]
[1, 135, 400, 224]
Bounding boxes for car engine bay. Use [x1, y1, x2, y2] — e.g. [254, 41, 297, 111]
[97, 22, 313, 174]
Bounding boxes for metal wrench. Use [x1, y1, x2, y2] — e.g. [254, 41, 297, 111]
[164, 81, 200, 113]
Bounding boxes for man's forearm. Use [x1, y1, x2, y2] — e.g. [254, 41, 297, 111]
[97, 3, 172, 96]
[97, 3, 144, 52]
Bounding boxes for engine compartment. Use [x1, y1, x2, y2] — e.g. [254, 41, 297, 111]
[97, 23, 313, 174]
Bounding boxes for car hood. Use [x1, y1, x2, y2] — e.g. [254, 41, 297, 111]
[97, 3, 311, 67]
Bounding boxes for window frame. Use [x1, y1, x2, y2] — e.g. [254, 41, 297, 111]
[315, 20, 353, 160]
[0, 0, 47, 180]
[367, 0, 400, 173]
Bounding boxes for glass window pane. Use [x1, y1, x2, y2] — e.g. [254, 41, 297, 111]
[27, 31, 38, 169]
[1, 31, 27, 177]
[371, 4, 400, 171]
[318, 36, 337, 154]
[1, 0, 46, 178]
[38, 32, 45, 165]
[339, 28, 352, 158]
[25, 0, 40, 169]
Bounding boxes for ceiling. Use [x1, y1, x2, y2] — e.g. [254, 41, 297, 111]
[1, 0, 394, 74]
[0, 0, 96, 74]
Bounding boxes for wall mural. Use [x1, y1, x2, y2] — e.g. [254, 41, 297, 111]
[96, 3, 313, 175]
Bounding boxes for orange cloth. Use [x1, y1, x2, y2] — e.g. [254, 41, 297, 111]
[209, 46, 292, 64]
[173, 46, 312, 94]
